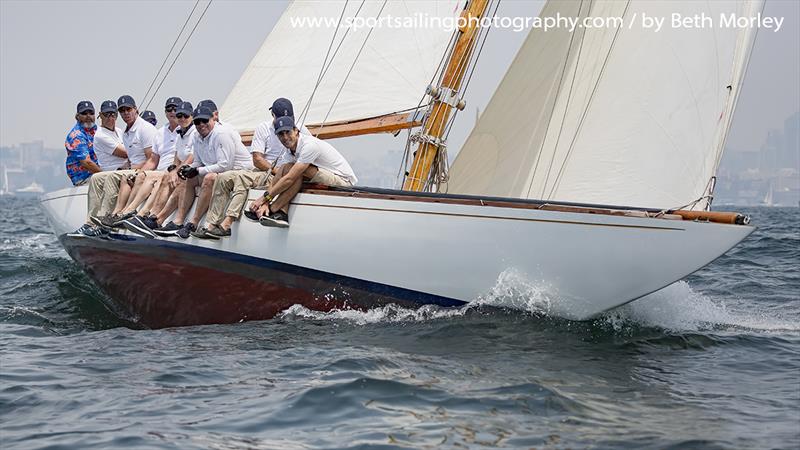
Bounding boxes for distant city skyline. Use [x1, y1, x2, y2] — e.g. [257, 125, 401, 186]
[0, 0, 798, 156]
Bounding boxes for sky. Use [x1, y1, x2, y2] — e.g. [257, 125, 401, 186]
[0, 0, 798, 180]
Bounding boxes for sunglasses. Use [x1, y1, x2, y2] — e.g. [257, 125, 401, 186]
[176, 113, 190, 119]
[165, 106, 177, 112]
[101, 112, 118, 118]
[193, 118, 209, 125]
[79, 110, 94, 115]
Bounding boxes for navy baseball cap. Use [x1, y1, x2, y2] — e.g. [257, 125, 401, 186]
[176, 101, 193, 116]
[165, 97, 182, 108]
[100, 100, 117, 113]
[269, 98, 294, 118]
[193, 106, 214, 121]
[76, 100, 94, 114]
[198, 99, 218, 112]
[273, 115, 295, 134]
[141, 110, 157, 125]
[117, 95, 136, 109]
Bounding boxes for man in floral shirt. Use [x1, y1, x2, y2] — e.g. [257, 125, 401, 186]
[65, 100, 101, 185]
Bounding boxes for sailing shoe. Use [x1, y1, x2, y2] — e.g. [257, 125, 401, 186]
[259, 211, 289, 228]
[142, 215, 160, 230]
[70, 224, 107, 238]
[153, 221, 182, 237]
[176, 222, 196, 239]
[90, 215, 114, 231]
[122, 216, 157, 239]
[243, 210, 259, 222]
[208, 226, 231, 238]
[113, 210, 137, 226]
[100, 214, 121, 229]
[191, 227, 220, 240]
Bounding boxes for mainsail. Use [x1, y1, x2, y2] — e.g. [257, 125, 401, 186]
[221, 0, 461, 132]
[448, 0, 763, 210]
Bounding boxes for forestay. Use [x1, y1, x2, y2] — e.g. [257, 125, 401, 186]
[448, 0, 763, 210]
[221, 0, 461, 131]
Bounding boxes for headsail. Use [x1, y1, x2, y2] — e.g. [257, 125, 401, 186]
[448, 0, 763, 210]
[221, 0, 461, 132]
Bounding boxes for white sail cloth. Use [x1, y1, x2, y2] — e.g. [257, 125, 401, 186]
[221, 0, 461, 131]
[448, 0, 763, 210]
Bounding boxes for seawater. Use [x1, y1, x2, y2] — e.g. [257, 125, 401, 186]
[1, 196, 798, 449]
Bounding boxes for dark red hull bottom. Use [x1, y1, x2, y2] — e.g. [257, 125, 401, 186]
[61, 234, 464, 328]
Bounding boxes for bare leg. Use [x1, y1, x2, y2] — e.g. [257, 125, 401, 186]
[155, 184, 182, 225]
[191, 172, 218, 225]
[112, 177, 135, 215]
[172, 177, 200, 225]
[124, 173, 163, 215]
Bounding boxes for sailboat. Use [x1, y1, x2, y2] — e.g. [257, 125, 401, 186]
[40, 0, 760, 328]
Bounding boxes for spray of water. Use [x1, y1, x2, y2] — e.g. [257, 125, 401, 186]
[278, 268, 799, 334]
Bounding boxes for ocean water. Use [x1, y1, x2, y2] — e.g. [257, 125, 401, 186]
[1, 196, 798, 449]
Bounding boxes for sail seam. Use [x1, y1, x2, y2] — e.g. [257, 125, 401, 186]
[537, 0, 592, 199]
[547, 0, 632, 200]
[525, 0, 588, 200]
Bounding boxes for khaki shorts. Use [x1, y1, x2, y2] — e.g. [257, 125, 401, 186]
[308, 167, 352, 187]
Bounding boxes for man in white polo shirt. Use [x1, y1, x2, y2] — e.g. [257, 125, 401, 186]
[115, 97, 182, 235]
[93, 100, 128, 171]
[169, 105, 253, 239]
[199, 98, 309, 238]
[251, 115, 357, 228]
[85, 95, 156, 231]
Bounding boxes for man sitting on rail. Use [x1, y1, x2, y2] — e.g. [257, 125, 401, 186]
[250, 115, 357, 228]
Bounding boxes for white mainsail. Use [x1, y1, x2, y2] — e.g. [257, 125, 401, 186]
[448, 0, 763, 210]
[221, 0, 461, 131]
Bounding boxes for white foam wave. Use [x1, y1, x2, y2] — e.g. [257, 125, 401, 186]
[0, 234, 52, 252]
[278, 269, 799, 334]
[601, 281, 800, 334]
[278, 303, 471, 325]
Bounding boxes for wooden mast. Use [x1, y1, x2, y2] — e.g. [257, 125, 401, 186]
[402, 0, 490, 192]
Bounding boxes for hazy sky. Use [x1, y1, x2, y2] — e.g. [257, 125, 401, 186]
[1, 0, 798, 169]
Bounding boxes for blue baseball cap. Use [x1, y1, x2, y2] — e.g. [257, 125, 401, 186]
[176, 101, 193, 116]
[193, 106, 214, 121]
[269, 98, 294, 118]
[273, 115, 295, 134]
[165, 97, 182, 108]
[76, 100, 94, 114]
[100, 100, 117, 114]
[141, 110, 157, 125]
[117, 95, 136, 109]
[198, 99, 217, 112]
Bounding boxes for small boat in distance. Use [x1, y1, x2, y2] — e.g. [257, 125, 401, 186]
[41, 0, 761, 328]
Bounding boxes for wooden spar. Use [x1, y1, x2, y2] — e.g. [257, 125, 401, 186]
[402, 0, 490, 192]
[238, 112, 419, 145]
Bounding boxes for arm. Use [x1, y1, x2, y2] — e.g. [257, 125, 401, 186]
[268, 162, 309, 197]
[112, 144, 128, 159]
[141, 147, 158, 171]
[252, 151, 271, 172]
[79, 156, 102, 173]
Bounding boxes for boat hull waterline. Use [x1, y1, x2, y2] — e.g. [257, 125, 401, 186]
[41, 186, 753, 328]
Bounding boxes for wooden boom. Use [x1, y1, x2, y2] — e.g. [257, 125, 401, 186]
[239, 112, 419, 146]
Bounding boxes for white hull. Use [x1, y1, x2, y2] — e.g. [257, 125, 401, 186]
[40, 186, 753, 322]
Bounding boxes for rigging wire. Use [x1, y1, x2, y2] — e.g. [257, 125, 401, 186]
[144, 0, 213, 111]
[297, 0, 354, 126]
[141, 0, 201, 109]
[320, 0, 388, 126]
[525, 0, 588, 200]
[546, 0, 630, 200]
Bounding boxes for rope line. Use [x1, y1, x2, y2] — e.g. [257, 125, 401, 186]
[141, 0, 201, 109]
[144, 0, 213, 111]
